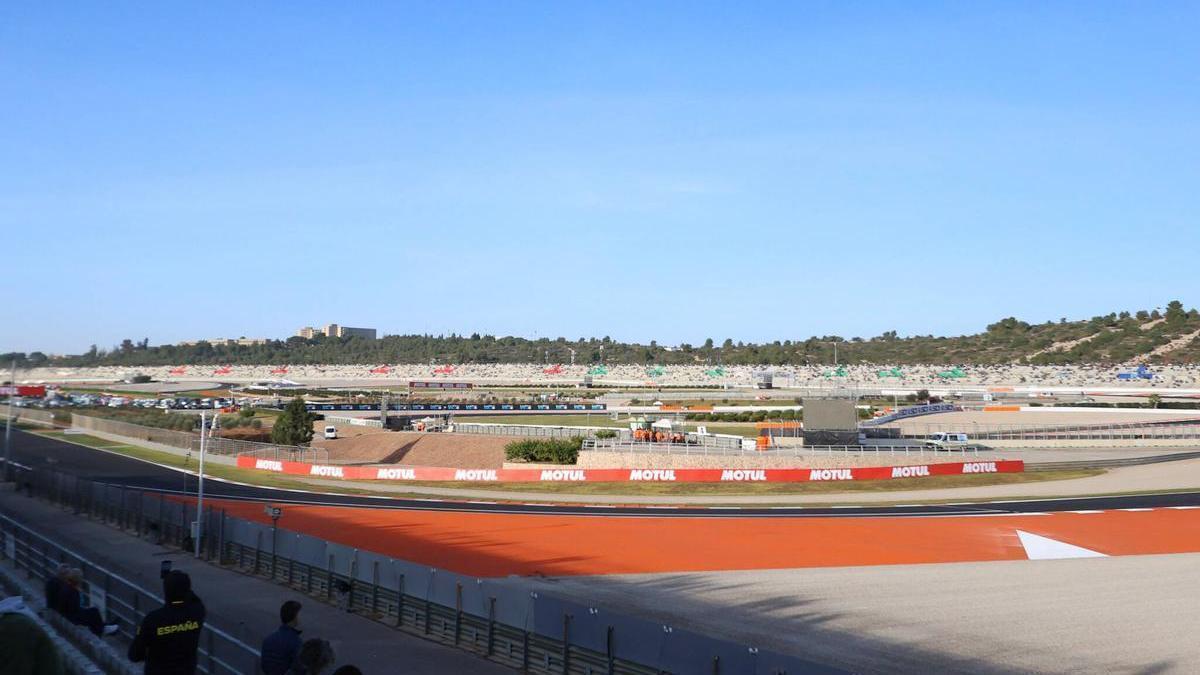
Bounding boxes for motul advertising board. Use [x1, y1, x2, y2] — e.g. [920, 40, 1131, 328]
[237, 456, 1023, 482]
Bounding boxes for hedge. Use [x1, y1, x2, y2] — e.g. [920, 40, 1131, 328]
[504, 437, 583, 464]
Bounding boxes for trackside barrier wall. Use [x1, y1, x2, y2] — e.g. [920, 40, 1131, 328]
[13, 407, 57, 426]
[235, 455, 1024, 482]
[66, 413, 329, 464]
[3, 464, 837, 675]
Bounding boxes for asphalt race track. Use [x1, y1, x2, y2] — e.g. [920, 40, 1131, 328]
[8, 429, 1200, 517]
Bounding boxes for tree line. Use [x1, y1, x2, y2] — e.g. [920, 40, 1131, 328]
[6, 300, 1200, 368]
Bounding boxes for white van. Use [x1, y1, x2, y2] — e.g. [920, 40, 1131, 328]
[924, 432, 969, 450]
[323, 425, 338, 440]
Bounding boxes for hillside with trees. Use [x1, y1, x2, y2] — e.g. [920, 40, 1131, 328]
[7, 301, 1200, 368]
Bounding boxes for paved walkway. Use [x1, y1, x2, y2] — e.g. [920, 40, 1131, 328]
[0, 490, 509, 675]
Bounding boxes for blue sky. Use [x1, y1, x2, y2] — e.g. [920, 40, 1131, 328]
[2, 2, 1198, 354]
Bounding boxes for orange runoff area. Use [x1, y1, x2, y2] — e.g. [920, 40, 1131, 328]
[207, 500, 1200, 578]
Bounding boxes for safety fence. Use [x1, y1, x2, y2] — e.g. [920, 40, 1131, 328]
[453, 422, 610, 439]
[895, 421, 1200, 441]
[12, 407, 57, 425]
[69, 413, 197, 449]
[3, 464, 829, 675]
[583, 439, 986, 457]
[64, 413, 330, 464]
[450, 423, 744, 450]
[324, 414, 384, 429]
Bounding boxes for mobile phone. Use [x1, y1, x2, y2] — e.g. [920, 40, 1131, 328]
[160, 560, 173, 579]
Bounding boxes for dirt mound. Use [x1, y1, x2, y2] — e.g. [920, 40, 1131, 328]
[218, 428, 272, 443]
[312, 431, 510, 468]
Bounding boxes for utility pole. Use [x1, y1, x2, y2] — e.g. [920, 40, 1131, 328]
[194, 410, 207, 557]
[3, 359, 14, 482]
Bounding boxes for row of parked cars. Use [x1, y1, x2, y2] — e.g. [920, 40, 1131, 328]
[9, 392, 278, 411]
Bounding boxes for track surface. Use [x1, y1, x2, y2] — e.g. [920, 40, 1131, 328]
[10, 430, 1200, 578]
[10, 430, 1200, 517]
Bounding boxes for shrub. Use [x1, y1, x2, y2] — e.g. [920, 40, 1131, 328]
[504, 437, 583, 464]
[594, 429, 617, 439]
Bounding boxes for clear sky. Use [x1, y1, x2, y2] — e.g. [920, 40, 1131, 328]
[2, 2, 1197, 354]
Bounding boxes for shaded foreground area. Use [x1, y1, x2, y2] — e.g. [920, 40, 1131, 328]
[531, 553, 1200, 674]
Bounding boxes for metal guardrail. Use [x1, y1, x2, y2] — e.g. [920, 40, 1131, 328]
[233, 445, 330, 464]
[4, 463, 821, 675]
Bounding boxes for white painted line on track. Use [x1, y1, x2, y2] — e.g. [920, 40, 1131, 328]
[1018, 530, 1107, 560]
[1069, 510, 1105, 514]
[1120, 508, 1154, 512]
[1170, 506, 1200, 509]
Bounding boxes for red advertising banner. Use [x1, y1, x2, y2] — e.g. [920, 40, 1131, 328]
[235, 456, 1024, 483]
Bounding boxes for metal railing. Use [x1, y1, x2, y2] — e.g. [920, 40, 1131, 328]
[582, 439, 983, 456]
[453, 422, 610, 439]
[896, 421, 1200, 441]
[0, 511, 259, 675]
[4, 463, 821, 675]
[233, 444, 330, 464]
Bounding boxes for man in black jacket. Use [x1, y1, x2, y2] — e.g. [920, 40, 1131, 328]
[260, 600, 303, 675]
[128, 571, 206, 674]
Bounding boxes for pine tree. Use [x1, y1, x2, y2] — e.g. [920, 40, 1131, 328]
[271, 397, 315, 446]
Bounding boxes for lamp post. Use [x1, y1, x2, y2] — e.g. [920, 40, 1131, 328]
[3, 360, 14, 482]
[193, 411, 208, 557]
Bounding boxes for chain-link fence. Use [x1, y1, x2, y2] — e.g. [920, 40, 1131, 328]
[63, 413, 329, 463]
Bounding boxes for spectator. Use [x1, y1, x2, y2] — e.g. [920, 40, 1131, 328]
[128, 570, 206, 674]
[331, 667, 361, 675]
[55, 568, 118, 637]
[43, 564, 69, 614]
[289, 638, 335, 675]
[0, 596, 64, 675]
[260, 600, 303, 675]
